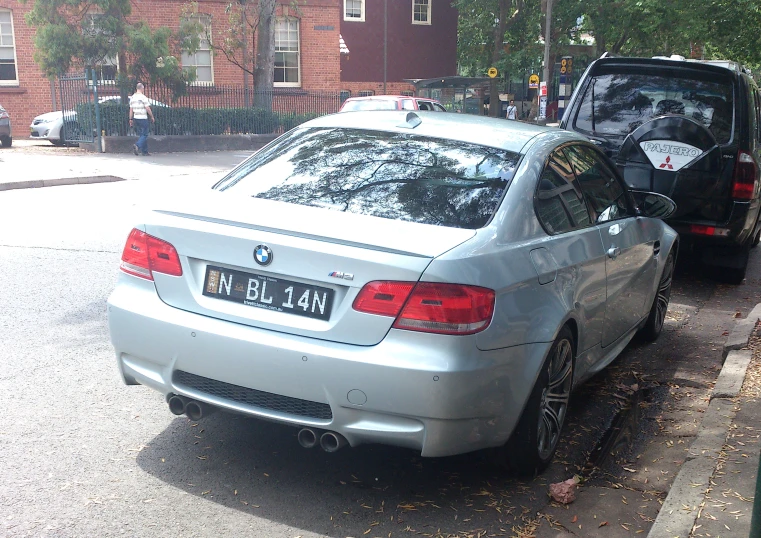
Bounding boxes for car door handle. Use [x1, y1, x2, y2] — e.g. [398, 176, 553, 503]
[607, 246, 621, 259]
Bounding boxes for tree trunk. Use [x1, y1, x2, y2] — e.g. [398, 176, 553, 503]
[253, 0, 276, 110]
[488, 1, 510, 117]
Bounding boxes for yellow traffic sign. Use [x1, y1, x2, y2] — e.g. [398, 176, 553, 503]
[528, 74, 540, 89]
[487, 67, 498, 78]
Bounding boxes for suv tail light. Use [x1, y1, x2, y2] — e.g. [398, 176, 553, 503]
[353, 281, 495, 335]
[120, 228, 183, 280]
[731, 151, 759, 200]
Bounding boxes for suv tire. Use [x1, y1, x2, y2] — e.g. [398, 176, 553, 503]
[0, 135, 11, 147]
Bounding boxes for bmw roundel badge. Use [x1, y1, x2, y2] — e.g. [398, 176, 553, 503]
[254, 245, 273, 266]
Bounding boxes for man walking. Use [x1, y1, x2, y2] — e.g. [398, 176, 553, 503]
[129, 83, 154, 156]
[506, 99, 517, 120]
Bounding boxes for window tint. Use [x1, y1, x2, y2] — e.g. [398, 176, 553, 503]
[216, 128, 521, 229]
[417, 100, 432, 111]
[564, 145, 630, 223]
[535, 150, 591, 234]
[574, 73, 734, 144]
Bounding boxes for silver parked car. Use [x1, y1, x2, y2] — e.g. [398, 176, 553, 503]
[108, 111, 678, 475]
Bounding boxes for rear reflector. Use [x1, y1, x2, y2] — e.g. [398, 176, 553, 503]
[119, 228, 183, 280]
[689, 225, 730, 237]
[731, 151, 758, 200]
[353, 281, 495, 335]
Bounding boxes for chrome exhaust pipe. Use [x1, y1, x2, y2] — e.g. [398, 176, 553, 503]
[184, 400, 215, 421]
[167, 394, 188, 416]
[319, 431, 348, 453]
[297, 428, 319, 449]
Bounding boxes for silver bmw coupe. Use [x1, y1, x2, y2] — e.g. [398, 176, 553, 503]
[108, 111, 678, 475]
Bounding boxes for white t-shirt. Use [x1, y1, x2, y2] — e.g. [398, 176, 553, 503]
[506, 105, 517, 120]
[129, 94, 151, 120]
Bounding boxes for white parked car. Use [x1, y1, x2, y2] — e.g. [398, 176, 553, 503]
[30, 96, 166, 145]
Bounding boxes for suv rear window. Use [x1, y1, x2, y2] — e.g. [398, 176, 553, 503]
[574, 73, 734, 143]
[215, 127, 520, 229]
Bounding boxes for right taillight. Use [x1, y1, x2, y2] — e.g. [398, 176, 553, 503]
[731, 150, 759, 200]
[119, 228, 182, 280]
[353, 281, 495, 335]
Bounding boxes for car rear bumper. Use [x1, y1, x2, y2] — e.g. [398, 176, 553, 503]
[668, 200, 758, 248]
[108, 274, 552, 457]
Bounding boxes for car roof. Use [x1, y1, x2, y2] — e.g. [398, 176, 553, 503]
[302, 110, 586, 154]
[590, 56, 744, 78]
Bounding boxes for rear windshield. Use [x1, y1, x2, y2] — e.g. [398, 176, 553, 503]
[574, 73, 734, 143]
[215, 127, 520, 229]
[341, 100, 399, 111]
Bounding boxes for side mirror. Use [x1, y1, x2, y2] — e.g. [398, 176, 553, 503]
[631, 191, 677, 220]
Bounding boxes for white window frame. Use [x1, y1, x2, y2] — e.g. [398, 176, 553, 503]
[0, 9, 18, 86]
[275, 18, 300, 88]
[412, 0, 431, 25]
[182, 14, 214, 85]
[343, 0, 365, 22]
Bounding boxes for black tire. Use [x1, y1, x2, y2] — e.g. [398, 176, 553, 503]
[0, 135, 11, 147]
[50, 139, 65, 146]
[640, 250, 675, 341]
[495, 326, 574, 477]
[715, 244, 750, 285]
[752, 226, 761, 248]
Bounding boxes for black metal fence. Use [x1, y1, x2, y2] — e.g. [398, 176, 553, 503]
[70, 77, 342, 139]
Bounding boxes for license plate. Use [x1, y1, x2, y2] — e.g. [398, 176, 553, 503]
[202, 265, 334, 321]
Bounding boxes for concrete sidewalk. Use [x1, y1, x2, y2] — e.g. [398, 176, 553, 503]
[0, 140, 252, 190]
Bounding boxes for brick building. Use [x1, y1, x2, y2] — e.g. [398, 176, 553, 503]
[0, 0, 342, 138]
[339, 0, 458, 98]
[0, 0, 458, 139]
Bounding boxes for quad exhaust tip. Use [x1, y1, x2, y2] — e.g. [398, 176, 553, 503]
[167, 394, 216, 421]
[319, 431, 348, 453]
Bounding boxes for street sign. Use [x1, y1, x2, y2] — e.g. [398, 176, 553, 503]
[539, 81, 548, 97]
[528, 73, 540, 89]
[487, 67, 498, 78]
[560, 57, 573, 75]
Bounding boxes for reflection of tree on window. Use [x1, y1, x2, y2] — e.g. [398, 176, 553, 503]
[217, 128, 520, 230]
[536, 151, 590, 234]
[564, 145, 629, 223]
[575, 73, 734, 143]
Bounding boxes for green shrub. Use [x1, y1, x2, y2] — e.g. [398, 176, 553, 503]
[278, 112, 320, 131]
[153, 107, 197, 135]
[197, 109, 227, 135]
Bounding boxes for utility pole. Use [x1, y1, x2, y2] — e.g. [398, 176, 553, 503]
[541, 0, 553, 121]
[383, 0, 388, 95]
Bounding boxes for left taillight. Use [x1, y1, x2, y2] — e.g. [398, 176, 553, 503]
[119, 228, 182, 281]
[353, 281, 495, 336]
[731, 150, 759, 200]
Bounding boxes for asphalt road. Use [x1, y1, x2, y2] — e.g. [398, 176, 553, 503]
[1, 174, 759, 538]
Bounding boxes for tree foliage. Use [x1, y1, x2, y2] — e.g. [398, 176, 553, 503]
[456, 0, 761, 95]
[24, 0, 199, 94]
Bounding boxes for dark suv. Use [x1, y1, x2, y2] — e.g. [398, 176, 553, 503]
[561, 56, 761, 283]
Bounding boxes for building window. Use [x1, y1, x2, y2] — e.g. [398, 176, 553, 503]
[0, 10, 17, 84]
[400, 90, 414, 97]
[275, 18, 300, 87]
[84, 14, 117, 82]
[412, 0, 431, 25]
[182, 15, 213, 84]
[340, 90, 351, 103]
[344, 0, 365, 22]
[358, 90, 374, 97]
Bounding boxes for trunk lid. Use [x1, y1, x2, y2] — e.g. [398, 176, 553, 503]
[143, 191, 476, 346]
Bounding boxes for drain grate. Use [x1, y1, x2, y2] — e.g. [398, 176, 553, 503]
[173, 370, 333, 420]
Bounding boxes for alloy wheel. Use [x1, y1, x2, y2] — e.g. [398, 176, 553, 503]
[654, 253, 675, 333]
[536, 338, 573, 461]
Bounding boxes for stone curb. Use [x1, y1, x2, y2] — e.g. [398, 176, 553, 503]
[647, 308, 759, 538]
[0, 175, 125, 192]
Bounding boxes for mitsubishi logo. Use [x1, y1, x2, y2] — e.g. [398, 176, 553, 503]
[659, 156, 674, 170]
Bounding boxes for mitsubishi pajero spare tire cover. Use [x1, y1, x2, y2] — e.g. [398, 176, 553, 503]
[615, 115, 722, 219]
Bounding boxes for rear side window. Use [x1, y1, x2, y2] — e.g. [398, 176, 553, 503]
[564, 145, 630, 223]
[574, 72, 734, 143]
[216, 128, 521, 229]
[535, 150, 591, 234]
